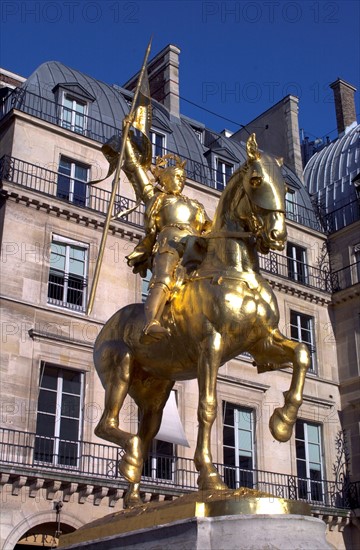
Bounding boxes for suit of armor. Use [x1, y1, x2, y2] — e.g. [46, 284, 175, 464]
[124, 133, 211, 342]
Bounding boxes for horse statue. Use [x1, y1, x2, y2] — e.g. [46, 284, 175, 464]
[93, 135, 310, 506]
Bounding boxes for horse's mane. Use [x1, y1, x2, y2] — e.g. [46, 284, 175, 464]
[212, 162, 248, 230]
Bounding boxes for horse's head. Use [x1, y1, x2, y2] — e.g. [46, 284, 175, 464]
[240, 134, 287, 253]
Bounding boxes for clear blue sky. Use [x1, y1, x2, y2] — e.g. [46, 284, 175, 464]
[1, 0, 359, 142]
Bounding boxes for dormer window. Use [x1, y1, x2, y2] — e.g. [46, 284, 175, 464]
[285, 187, 297, 222]
[61, 94, 87, 134]
[215, 158, 233, 191]
[53, 83, 95, 136]
[353, 173, 360, 201]
[192, 127, 204, 144]
[150, 130, 166, 160]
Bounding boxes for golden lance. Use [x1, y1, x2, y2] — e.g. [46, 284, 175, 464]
[86, 38, 152, 315]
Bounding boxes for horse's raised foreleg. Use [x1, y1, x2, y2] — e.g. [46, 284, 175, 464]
[94, 345, 141, 484]
[252, 329, 310, 442]
[194, 331, 227, 491]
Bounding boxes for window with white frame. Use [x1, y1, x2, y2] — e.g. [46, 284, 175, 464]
[57, 156, 89, 207]
[192, 127, 204, 143]
[215, 158, 233, 190]
[295, 420, 324, 502]
[287, 243, 308, 284]
[34, 363, 83, 467]
[223, 402, 255, 489]
[141, 269, 152, 303]
[150, 130, 165, 160]
[285, 188, 297, 222]
[48, 237, 88, 311]
[353, 244, 360, 284]
[61, 94, 87, 134]
[290, 311, 316, 373]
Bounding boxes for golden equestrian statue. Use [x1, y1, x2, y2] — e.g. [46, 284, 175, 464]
[89, 46, 310, 509]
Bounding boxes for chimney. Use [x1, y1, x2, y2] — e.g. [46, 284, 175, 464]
[330, 78, 357, 136]
[124, 44, 180, 120]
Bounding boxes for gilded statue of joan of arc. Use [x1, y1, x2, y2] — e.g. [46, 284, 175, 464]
[122, 115, 212, 342]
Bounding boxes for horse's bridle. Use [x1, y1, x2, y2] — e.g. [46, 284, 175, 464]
[203, 230, 253, 240]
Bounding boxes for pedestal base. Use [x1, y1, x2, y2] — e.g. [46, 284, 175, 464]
[59, 490, 333, 549]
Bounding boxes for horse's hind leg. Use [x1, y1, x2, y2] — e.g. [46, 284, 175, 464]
[252, 329, 310, 442]
[94, 344, 141, 483]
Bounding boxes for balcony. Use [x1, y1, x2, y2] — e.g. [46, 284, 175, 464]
[259, 251, 332, 293]
[0, 155, 145, 228]
[0, 427, 357, 511]
[322, 199, 360, 234]
[331, 261, 360, 292]
[285, 199, 323, 232]
[1, 88, 120, 144]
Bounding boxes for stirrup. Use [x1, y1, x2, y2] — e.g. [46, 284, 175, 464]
[140, 320, 169, 344]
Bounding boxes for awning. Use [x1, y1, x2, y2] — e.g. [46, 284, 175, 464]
[155, 391, 190, 447]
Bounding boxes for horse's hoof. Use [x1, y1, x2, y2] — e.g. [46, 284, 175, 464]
[123, 485, 143, 509]
[269, 408, 294, 442]
[119, 458, 142, 484]
[198, 470, 227, 491]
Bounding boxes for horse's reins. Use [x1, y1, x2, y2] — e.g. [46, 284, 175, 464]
[203, 230, 253, 239]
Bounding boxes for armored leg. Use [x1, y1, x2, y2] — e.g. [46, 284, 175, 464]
[141, 250, 179, 343]
[141, 283, 170, 341]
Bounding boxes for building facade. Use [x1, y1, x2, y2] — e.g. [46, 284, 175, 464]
[0, 47, 359, 549]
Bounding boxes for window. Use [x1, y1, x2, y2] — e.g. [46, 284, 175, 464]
[192, 127, 204, 143]
[290, 311, 316, 373]
[285, 188, 297, 222]
[295, 420, 324, 502]
[353, 244, 360, 284]
[287, 243, 308, 284]
[57, 157, 89, 207]
[143, 439, 174, 481]
[141, 269, 151, 303]
[223, 402, 255, 489]
[34, 364, 83, 467]
[215, 159, 233, 190]
[48, 237, 88, 311]
[61, 94, 87, 134]
[150, 130, 165, 160]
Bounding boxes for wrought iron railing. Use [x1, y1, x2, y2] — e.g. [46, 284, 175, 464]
[259, 251, 332, 293]
[330, 261, 360, 292]
[0, 88, 121, 143]
[0, 427, 357, 510]
[321, 199, 360, 234]
[1, 153, 325, 241]
[47, 270, 87, 312]
[285, 199, 323, 232]
[0, 155, 145, 228]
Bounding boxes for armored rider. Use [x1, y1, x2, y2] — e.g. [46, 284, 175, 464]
[123, 128, 212, 342]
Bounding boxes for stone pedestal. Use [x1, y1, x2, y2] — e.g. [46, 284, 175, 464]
[59, 490, 333, 549]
